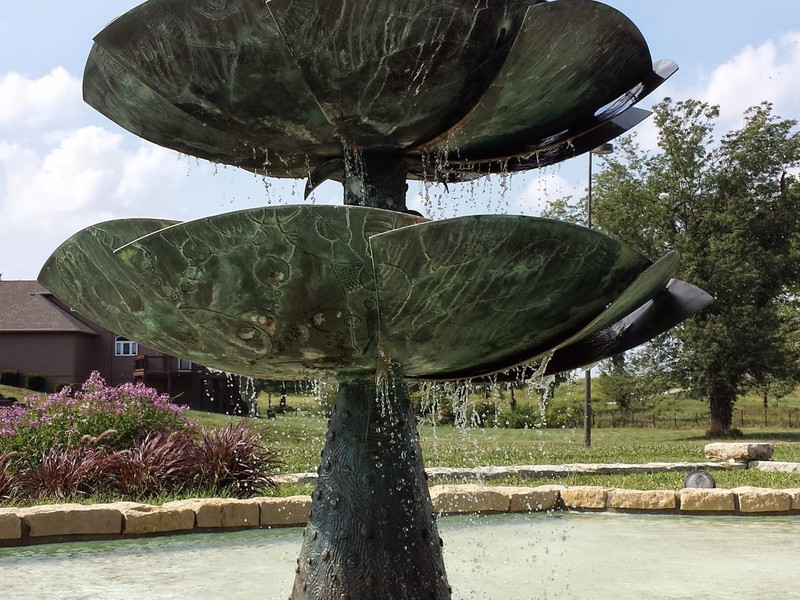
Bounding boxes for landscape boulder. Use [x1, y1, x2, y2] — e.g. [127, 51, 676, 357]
[704, 443, 773, 462]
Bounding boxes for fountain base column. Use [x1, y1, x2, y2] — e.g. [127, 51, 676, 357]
[291, 373, 451, 600]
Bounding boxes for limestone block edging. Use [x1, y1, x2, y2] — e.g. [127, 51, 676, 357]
[163, 498, 261, 529]
[0, 508, 22, 540]
[492, 485, 563, 512]
[260, 496, 312, 526]
[5, 482, 800, 548]
[749, 461, 800, 473]
[18, 504, 123, 537]
[785, 489, 800, 510]
[609, 489, 677, 511]
[430, 484, 510, 514]
[108, 502, 195, 535]
[679, 488, 736, 512]
[561, 486, 610, 510]
[733, 487, 792, 513]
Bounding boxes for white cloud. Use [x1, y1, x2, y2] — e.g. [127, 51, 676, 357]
[514, 171, 584, 216]
[0, 125, 187, 279]
[0, 67, 82, 128]
[404, 168, 586, 222]
[115, 144, 184, 204]
[1, 126, 178, 223]
[700, 33, 800, 124]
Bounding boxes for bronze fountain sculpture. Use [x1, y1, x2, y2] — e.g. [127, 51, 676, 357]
[39, 1, 712, 598]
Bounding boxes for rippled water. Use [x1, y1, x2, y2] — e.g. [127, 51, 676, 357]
[1, 512, 797, 599]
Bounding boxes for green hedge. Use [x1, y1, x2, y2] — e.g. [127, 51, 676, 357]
[25, 372, 46, 392]
[0, 370, 20, 387]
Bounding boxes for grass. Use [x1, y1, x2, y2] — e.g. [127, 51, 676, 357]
[0, 383, 43, 402]
[5, 382, 800, 501]
[192, 408, 800, 493]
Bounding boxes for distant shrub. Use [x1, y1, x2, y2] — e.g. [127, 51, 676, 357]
[545, 399, 582, 429]
[468, 400, 499, 427]
[25, 373, 46, 392]
[412, 385, 457, 425]
[502, 405, 542, 429]
[0, 370, 20, 387]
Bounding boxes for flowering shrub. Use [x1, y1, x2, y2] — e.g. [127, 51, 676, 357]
[0, 373, 278, 504]
[0, 371, 194, 458]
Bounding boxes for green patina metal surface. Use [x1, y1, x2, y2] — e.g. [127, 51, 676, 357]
[39, 218, 185, 353]
[552, 251, 679, 350]
[82, 0, 674, 181]
[39, 207, 699, 382]
[292, 372, 450, 599]
[370, 215, 653, 379]
[43, 206, 424, 380]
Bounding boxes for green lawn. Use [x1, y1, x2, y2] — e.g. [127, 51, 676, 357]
[190, 406, 800, 494]
[6, 381, 800, 497]
[0, 383, 43, 401]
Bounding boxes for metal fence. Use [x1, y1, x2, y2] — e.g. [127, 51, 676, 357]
[590, 407, 800, 429]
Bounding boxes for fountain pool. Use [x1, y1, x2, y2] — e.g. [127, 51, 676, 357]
[1, 512, 795, 600]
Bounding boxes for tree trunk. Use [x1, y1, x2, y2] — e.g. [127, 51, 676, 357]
[708, 381, 736, 436]
[291, 372, 451, 600]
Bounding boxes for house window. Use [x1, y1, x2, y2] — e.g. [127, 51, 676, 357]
[178, 358, 192, 371]
[115, 337, 138, 357]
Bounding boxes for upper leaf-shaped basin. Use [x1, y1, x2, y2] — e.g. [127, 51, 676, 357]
[39, 205, 709, 380]
[84, 0, 676, 181]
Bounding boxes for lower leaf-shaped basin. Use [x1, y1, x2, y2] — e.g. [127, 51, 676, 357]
[370, 215, 657, 378]
[39, 205, 704, 380]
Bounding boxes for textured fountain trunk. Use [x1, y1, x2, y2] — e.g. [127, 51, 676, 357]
[343, 153, 409, 211]
[290, 373, 451, 600]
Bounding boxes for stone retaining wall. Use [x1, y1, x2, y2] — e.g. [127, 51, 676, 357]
[3, 485, 800, 548]
[273, 461, 742, 486]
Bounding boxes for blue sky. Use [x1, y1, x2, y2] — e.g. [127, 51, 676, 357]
[1, 0, 799, 279]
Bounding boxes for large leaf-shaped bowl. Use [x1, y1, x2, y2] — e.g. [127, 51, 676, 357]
[84, 0, 677, 184]
[39, 205, 711, 380]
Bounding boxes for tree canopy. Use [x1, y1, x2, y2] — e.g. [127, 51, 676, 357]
[585, 98, 800, 435]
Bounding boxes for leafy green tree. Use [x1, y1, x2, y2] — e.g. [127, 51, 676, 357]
[541, 195, 586, 225]
[595, 337, 685, 419]
[589, 98, 800, 435]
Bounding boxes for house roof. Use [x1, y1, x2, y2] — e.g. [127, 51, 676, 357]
[0, 281, 99, 334]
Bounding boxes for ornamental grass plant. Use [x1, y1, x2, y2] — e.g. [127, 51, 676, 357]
[196, 421, 278, 497]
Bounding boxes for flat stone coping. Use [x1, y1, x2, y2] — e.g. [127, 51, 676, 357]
[3, 484, 800, 547]
[273, 461, 744, 485]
